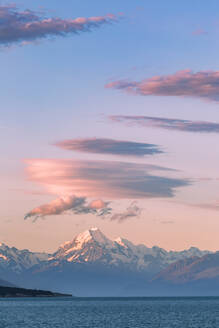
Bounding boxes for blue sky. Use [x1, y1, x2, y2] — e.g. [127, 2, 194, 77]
[1, 0, 219, 252]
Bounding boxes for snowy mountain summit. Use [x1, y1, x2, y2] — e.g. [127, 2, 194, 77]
[0, 228, 213, 296]
[0, 228, 210, 279]
[49, 228, 210, 272]
[52, 227, 116, 264]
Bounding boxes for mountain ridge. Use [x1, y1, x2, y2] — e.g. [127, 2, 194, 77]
[0, 227, 211, 259]
[153, 252, 219, 284]
[0, 227, 216, 296]
[47, 227, 210, 271]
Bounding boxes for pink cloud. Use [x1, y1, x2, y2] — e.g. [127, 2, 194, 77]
[0, 5, 116, 46]
[105, 70, 219, 102]
[54, 137, 163, 157]
[24, 158, 189, 200]
[23, 159, 190, 222]
[192, 29, 207, 36]
[109, 115, 219, 133]
[24, 195, 111, 221]
[89, 199, 108, 210]
[110, 202, 142, 222]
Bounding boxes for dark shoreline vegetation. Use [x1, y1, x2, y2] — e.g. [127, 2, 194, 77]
[0, 286, 72, 298]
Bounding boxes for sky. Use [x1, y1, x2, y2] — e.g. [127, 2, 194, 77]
[1, 0, 219, 252]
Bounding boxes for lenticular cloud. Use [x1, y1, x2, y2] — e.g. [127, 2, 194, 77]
[25, 158, 189, 200]
[106, 70, 219, 102]
[54, 137, 163, 157]
[23, 159, 189, 222]
[0, 5, 116, 46]
[109, 115, 219, 134]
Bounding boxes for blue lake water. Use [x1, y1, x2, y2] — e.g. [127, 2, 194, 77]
[0, 297, 219, 327]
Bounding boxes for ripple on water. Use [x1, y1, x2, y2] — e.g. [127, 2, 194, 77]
[0, 297, 219, 328]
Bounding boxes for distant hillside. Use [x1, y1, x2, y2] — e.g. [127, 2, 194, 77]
[153, 252, 219, 284]
[147, 252, 219, 296]
[0, 286, 72, 298]
[0, 278, 16, 288]
[0, 228, 214, 296]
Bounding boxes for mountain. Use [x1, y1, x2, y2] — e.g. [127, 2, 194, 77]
[22, 228, 210, 296]
[0, 228, 213, 296]
[0, 242, 49, 283]
[0, 278, 16, 287]
[150, 252, 219, 296]
[48, 228, 209, 272]
[153, 252, 219, 283]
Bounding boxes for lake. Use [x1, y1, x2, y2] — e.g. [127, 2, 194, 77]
[0, 297, 219, 327]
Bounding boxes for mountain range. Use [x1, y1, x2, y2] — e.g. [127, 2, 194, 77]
[0, 228, 218, 296]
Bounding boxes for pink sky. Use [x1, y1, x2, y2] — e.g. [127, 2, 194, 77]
[1, 1, 219, 253]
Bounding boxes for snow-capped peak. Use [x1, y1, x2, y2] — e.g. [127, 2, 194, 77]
[59, 240, 72, 249]
[0, 228, 211, 278]
[58, 228, 105, 251]
[114, 237, 128, 248]
[74, 229, 93, 247]
[53, 228, 114, 261]
[74, 227, 111, 248]
[90, 227, 99, 232]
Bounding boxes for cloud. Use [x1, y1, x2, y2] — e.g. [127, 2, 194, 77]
[24, 195, 111, 221]
[195, 202, 219, 211]
[160, 220, 174, 224]
[24, 159, 189, 200]
[110, 202, 142, 222]
[24, 194, 141, 223]
[24, 159, 190, 222]
[89, 199, 107, 210]
[192, 29, 207, 36]
[109, 115, 219, 133]
[54, 137, 163, 157]
[105, 70, 219, 102]
[0, 5, 116, 46]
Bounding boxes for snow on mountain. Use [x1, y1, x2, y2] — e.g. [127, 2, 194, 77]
[153, 252, 219, 284]
[51, 228, 116, 264]
[48, 228, 210, 272]
[0, 228, 211, 277]
[0, 243, 49, 273]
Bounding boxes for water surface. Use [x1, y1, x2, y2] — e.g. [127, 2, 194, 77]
[0, 297, 219, 327]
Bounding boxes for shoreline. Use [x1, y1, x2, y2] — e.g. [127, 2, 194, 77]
[0, 286, 72, 298]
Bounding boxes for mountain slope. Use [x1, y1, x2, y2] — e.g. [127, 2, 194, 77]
[0, 228, 213, 296]
[0, 243, 49, 273]
[146, 252, 219, 296]
[23, 228, 210, 296]
[153, 252, 219, 284]
[0, 242, 50, 285]
[49, 228, 210, 272]
[0, 278, 16, 287]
